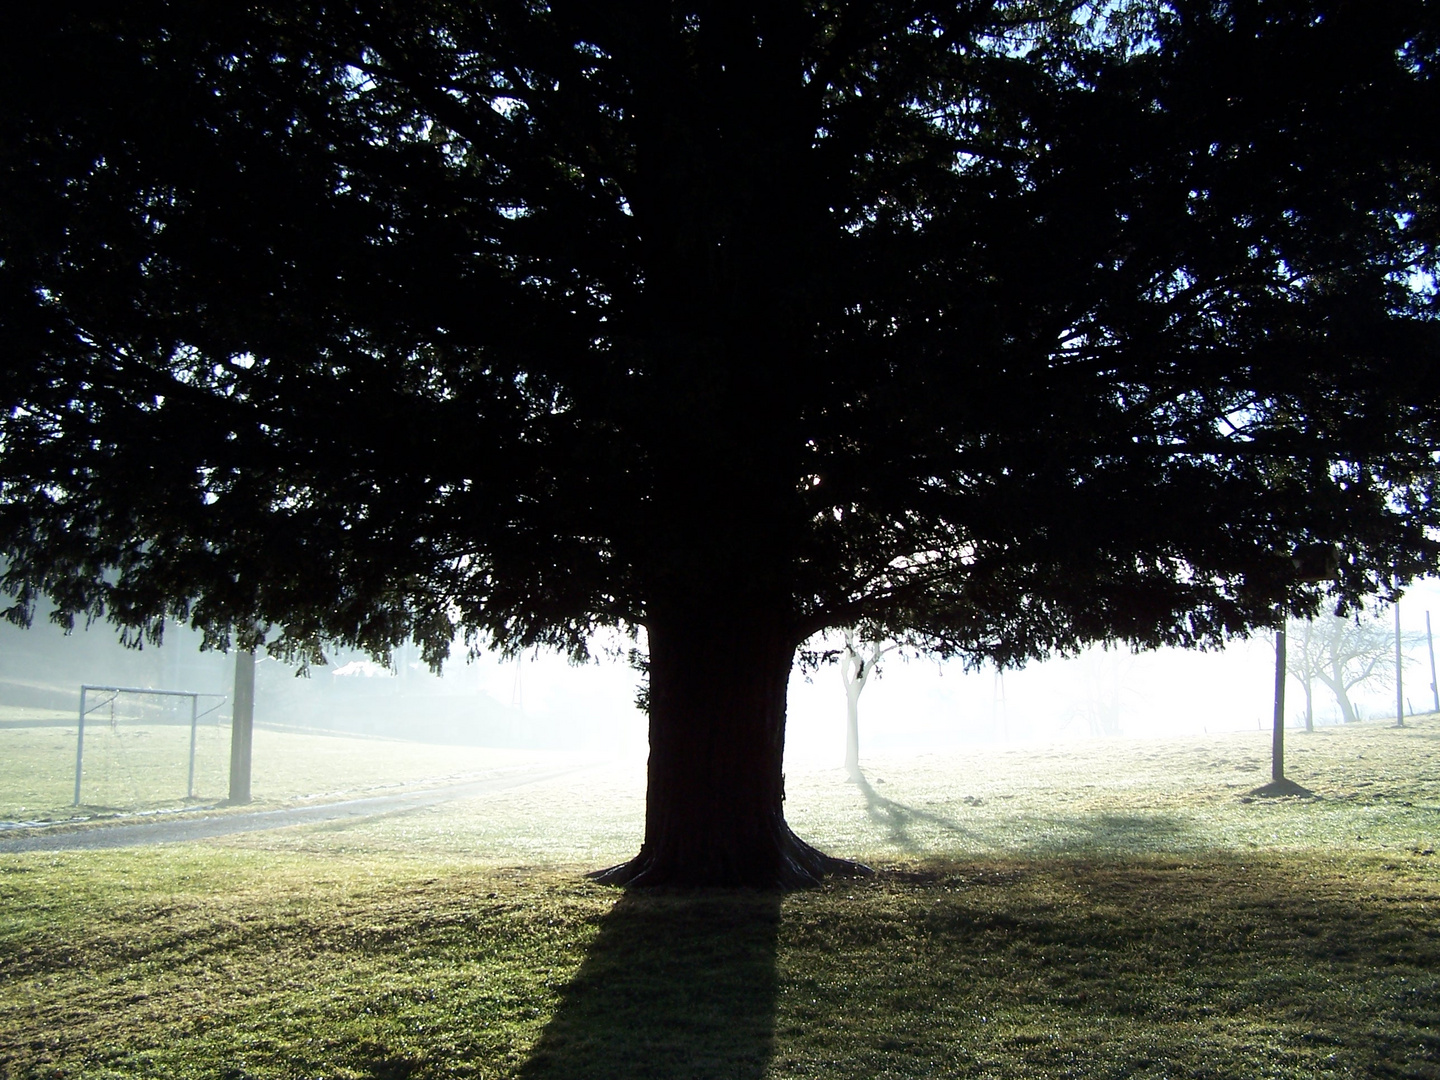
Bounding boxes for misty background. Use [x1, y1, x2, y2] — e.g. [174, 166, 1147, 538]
[6, 578, 1440, 770]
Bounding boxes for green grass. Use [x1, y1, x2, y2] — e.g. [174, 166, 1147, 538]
[229, 718, 1438, 868]
[1, 718, 1438, 1078]
[0, 724, 567, 822]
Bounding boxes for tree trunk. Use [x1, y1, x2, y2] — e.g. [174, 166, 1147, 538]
[1336, 686, 1358, 724]
[840, 632, 868, 783]
[1316, 667, 1358, 724]
[843, 682, 862, 782]
[593, 608, 866, 888]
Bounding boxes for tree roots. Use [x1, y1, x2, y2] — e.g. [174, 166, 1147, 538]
[589, 828, 873, 889]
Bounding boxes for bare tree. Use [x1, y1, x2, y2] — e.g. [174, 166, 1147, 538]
[1063, 650, 1135, 738]
[1286, 613, 1408, 726]
[840, 630, 892, 783]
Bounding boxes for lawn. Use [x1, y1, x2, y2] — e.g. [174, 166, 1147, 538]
[1, 718, 1437, 1078]
[0, 723, 568, 824]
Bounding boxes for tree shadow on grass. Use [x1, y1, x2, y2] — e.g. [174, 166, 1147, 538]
[1069, 811, 1193, 846]
[1247, 777, 1316, 798]
[1015, 810, 1198, 857]
[519, 890, 781, 1080]
[853, 770, 982, 852]
[851, 769, 1214, 859]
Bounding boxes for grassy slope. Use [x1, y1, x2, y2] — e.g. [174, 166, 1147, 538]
[0, 725, 566, 822]
[1, 719, 1437, 1079]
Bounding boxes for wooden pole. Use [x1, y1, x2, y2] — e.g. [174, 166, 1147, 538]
[1303, 619, 1314, 732]
[1427, 611, 1437, 714]
[186, 694, 199, 799]
[1395, 603, 1405, 728]
[1272, 625, 1286, 783]
[73, 686, 88, 806]
[228, 649, 255, 803]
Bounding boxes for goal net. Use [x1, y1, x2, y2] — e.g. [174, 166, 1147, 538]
[72, 685, 227, 808]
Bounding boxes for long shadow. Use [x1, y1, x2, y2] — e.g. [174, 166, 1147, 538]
[852, 770, 1202, 858]
[853, 770, 982, 851]
[1057, 810, 1194, 850]
[520, 890, 781, 1080]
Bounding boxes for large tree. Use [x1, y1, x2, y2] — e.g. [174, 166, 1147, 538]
[3, 1, 1439, 885]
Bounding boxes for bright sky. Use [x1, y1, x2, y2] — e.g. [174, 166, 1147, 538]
[784, 576, 1440, 765]
[448, 577, 1440, 770]
[10, 578, 1440, 769]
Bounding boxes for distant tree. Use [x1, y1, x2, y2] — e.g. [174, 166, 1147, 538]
[840, 629, 893, 781]
[3, 3, 1439, 885]
[1062, 649, 1135, 738]
[1292, 619, 1319, 732]
[1286, 613, 1410, 726]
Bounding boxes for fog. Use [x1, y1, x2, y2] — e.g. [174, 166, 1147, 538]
[6, 578, 1440, 768]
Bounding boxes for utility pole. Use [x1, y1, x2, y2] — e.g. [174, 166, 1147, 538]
[1395, 603, 1405, 728]
[1302, 619, 1314, 733]
[1427, 611, 1438, 714]
[228, 648, 255, 803]
[1266, 543, 1337, 793]
[1272, 625, 1287, 783]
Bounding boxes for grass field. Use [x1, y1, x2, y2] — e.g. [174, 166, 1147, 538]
[1, 718, 1437, 1078]
[0, 724, 567, 824]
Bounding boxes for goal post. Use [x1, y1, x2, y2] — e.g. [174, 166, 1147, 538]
[73, 685, 227, 806]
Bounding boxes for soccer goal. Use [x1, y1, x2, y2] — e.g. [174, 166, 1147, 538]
[73, 685, 228, 806]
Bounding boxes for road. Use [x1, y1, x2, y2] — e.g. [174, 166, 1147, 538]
[0, 767, 583, 853]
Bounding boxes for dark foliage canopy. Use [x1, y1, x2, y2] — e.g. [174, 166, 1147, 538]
[4, 0, 1440, 670]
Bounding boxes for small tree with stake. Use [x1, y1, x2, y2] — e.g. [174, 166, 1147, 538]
[3, 3, 1439, 885]
[840, 628, 893, 783]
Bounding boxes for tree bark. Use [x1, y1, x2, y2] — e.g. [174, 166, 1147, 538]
[1316, 667, 1358, 724]
[593, 607, 867, 888]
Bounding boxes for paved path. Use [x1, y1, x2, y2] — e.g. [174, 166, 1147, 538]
[0, 767, 583, 853]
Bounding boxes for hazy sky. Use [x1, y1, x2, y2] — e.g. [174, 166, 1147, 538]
[457, 577, 1440, 767]
[7, 578, 1440, 767]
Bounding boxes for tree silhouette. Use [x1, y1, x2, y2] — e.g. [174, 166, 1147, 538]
[1287, 613, 1411, 727]
[3, 3, 1438, 884]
